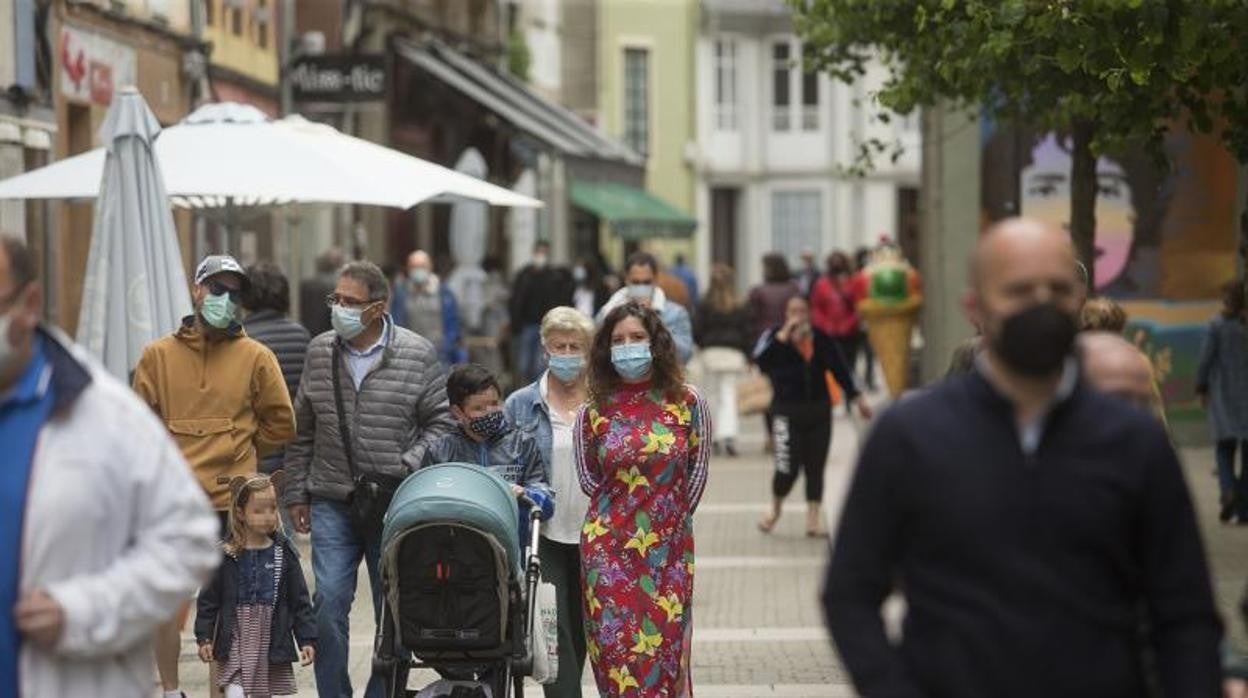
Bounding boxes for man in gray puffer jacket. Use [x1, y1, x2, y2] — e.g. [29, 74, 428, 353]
[282, 260, 455, 698]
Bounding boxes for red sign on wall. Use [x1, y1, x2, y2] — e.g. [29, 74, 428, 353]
[88, 62, 113, 105]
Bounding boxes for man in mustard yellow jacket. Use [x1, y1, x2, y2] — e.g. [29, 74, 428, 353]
[132, 254, 295, 698]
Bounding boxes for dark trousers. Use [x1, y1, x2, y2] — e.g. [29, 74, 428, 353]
[1217, 439, 1248, 515]
[771, 404, 833, 502]
[858, 329, 876, 388]
[539, 537, 587, 697]
[832, 335, 860, 411]
[832, 335, 860, 376]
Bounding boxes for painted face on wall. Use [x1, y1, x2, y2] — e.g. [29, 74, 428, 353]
[1021, 133, 1135, 290]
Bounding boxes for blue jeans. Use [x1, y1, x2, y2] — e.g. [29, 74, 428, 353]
[1217, 439, 1248, 516]
[516, 323, 545, 385]
[311, 497, 384, 698]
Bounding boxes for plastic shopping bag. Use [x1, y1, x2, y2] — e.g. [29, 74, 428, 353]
[531, 581, 560, 684]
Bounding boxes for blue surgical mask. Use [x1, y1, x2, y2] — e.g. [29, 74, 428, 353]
[548, 353, 585, 383]
[626, 283, 654, 301]
[200, 292, 236, 329]
[409, 268, 430, 286]
[332, 304, 367, 340]
[468, 410, 508, 440]
[573, 266, 587, 283]
[611, 342, 652, 380]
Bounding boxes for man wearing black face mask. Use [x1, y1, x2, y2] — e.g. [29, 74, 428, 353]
[823, 218, 1221, 698]
[945, 258, 1090, 377]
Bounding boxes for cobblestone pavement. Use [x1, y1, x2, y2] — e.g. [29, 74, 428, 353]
[176, 391, 1248, 697]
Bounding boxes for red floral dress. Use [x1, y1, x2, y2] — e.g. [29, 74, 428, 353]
[575, 381, 711, 696]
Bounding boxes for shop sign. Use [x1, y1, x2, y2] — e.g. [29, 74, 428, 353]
[60, 26, 137, 107]
[289, 54, 386, 103]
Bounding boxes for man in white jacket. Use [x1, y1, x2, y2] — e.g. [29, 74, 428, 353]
[0, 236, 219, 697]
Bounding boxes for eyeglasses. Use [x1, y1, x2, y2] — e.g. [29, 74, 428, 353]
[325, 293, 380, 310]
[206, 280, 243, 303]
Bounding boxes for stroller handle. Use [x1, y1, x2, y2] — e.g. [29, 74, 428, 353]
[517, 494, 544, 522]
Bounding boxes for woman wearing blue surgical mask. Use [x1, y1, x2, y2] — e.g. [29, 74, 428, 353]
[574, 301, 711, 697]
[504, 306, 594, 697]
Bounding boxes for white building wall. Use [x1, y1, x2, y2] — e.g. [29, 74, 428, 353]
[522, 0, 562, 98]
[696, 11, 920, 290]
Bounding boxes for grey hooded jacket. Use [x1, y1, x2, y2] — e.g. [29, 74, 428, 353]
[282, 321, 455, 505]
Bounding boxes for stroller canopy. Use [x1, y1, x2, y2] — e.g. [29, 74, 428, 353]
[382, 463, 522, 576]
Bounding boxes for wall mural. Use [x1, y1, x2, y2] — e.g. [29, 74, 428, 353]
[982, 120, 1240, 436]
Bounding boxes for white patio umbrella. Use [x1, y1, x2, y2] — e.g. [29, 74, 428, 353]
[77, 87, 192, 379]
[0, 101, 542, 212]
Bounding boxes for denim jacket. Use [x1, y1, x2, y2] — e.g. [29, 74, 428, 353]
[503, 377, 552, 470]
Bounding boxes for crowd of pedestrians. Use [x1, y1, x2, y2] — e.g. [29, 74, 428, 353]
[6, 219, 1248, 697]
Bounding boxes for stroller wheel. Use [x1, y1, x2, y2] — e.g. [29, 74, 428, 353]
[488, 664, 514, 698]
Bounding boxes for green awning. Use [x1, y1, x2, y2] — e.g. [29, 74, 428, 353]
[570, 181, 696, 240]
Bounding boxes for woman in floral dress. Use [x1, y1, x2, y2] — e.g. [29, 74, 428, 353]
[575, 301, 712, 696]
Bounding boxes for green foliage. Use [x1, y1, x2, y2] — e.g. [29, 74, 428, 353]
[791, 0, 1248, 263]
[507, 27, 531, 82]
[791, 0, 1239, 162]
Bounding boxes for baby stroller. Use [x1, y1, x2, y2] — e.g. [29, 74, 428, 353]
[372, 463, 543, 698]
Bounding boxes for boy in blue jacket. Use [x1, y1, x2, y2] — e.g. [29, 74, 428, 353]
[422, 364, 555, 539]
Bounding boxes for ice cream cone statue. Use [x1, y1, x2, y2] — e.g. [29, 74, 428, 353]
[857, 245, 922, 398]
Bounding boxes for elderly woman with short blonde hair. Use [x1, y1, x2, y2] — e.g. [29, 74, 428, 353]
[503, 305, 595, 697]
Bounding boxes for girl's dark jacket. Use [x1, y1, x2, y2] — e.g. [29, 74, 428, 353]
[194, 533, 316, 663]
[752, 325, 860, 411]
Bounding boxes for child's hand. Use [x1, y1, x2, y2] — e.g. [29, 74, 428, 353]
[511, 484, 525, 497]
[197, 643, 213, 663]
[300, 645, 315, 666]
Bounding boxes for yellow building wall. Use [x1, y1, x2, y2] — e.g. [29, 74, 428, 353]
[73, 0, 192, 31]
[203, 0, 279, 86]
[599, 0, 698, 268]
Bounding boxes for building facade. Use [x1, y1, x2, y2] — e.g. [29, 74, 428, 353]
[695, 0, 920, 289]
[0, 0, 57, 311]
[49, 0, 205, 334]
[203, 0, 279, 114]
[198, 0, 281, 266]
[598, 0, 699, 269]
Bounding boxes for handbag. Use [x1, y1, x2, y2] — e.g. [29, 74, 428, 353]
[736, 369, 773, 416]
[332, 344, 403, 541]
[530, 580, 560, 684]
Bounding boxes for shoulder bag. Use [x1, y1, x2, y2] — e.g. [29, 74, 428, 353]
[332, 343, 404, 540]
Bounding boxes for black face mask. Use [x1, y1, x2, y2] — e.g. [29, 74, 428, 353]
[992, 303, 1077, 377]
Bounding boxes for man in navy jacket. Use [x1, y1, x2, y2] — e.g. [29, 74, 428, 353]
[824, 218, 1222, 698]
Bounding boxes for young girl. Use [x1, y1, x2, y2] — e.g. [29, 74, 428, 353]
[195, 473, 316, 697]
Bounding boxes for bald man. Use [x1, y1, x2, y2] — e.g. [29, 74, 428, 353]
[824, 218, 1221, 698]
[1080, 331, 1160, 412]
[945, 257, 1091, 377]
[389, 250, 464, 365]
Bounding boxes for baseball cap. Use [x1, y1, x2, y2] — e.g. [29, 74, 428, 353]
[194, 254, 250, 290]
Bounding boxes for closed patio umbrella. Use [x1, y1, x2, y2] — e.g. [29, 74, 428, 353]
[77, 87, 192, 379]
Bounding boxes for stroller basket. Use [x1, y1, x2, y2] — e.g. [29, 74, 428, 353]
[388, 522, 511, 655]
